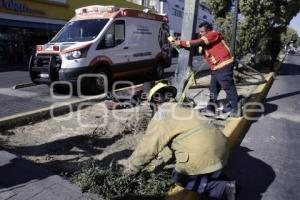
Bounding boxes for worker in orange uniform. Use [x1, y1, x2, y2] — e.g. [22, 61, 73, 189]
[174, 22, 240, 118]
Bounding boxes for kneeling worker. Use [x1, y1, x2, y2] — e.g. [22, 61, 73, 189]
[124, 83, 236, 200]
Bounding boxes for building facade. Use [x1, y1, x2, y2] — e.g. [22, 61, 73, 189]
[0, 0, 142, 68]
[126, 0, 214, 36]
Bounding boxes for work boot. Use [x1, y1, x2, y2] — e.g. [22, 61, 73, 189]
[216, 111, 231, 120]
[229, 107, 241, 118]
[229, 111, 240, 118]
[215, 105, 233, 120]
[200, 104, 216, 117]
[222, 181, 236, 200]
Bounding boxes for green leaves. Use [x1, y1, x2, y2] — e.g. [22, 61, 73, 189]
[203, 0, 300, 63]
[72, 166, 173, 200]
[203, 0, 232, 18]
[281, 27, 298, 45]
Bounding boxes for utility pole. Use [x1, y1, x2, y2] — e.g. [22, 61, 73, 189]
[159, 0, 165, 15]
[231, 0, 239, 62]
[173, 0, 199, 100]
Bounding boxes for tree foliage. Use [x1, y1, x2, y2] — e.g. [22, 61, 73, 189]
[296, 38, 300, 47]
[281, 27, 298, 45]
[203, 0, 300, 64]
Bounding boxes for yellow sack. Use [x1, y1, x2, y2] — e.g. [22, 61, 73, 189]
[166, 184, 202, 200]
[178, 71, 196, 104]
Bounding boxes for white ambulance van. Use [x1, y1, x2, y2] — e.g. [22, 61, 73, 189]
[29, 5, 171, 93]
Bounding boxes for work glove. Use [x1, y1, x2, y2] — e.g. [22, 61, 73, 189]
[168, 36, 180, 45]
[118, 159, 139, 176]
[168, 36, 181, 52]
[168, 36, 176, 44]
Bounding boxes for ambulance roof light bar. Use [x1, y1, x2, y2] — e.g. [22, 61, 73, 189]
[75, 5, 119, 16]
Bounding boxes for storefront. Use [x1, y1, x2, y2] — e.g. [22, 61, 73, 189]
[0, 0, 142, 68]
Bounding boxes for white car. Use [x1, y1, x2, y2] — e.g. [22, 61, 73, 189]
[29, 5, 171, 93]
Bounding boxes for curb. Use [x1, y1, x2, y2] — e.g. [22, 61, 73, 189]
[12, 83, 36, 90]
[0, 83, 144, 131]
[224, 54, 287, 153]
[224, 72, 275, 152]
[0, 95, 102, 131]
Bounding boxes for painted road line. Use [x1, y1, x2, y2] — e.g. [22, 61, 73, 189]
[0, 88, 40, 98]
[13, 83, 36, 90]
[0, 88, 63, 103]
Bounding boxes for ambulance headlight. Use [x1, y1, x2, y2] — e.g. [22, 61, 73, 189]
[65, 51, 81, 60]
[72, 51, 82, 58]
[64, 44, 91, 60]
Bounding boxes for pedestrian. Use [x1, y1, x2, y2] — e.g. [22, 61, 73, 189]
[124, 82, 236, 200]
[174, 22, 240, 118]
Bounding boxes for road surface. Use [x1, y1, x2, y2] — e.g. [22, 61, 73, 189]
[0, 57, 207, 118]
[225, 54, 300, 200]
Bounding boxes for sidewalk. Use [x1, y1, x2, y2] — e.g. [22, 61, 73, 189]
[0, 150, 100, 200]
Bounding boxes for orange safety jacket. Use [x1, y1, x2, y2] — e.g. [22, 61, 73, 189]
[180, 31, 234, 70]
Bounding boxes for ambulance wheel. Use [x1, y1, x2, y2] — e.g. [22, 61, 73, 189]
[153, 61, 164, 80]
[88, 70, 111, 94]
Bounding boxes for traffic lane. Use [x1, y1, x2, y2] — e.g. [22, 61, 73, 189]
[0, 56, 207, 89]
[0, 94, 51, 118]
[0, 71, 31, 88]
[7, 56, 207, 93]
[0, 56, 208, 118]
[0, 70, 77, 118]
[277, 54, 300, 76]
[225, 54, 300, 200]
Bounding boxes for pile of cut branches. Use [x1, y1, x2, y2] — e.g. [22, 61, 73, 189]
[72, 166, 173, 200]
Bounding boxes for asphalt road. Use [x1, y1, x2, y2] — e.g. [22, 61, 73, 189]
[225, 54, 300, 200]
[0, 57, 207, 118]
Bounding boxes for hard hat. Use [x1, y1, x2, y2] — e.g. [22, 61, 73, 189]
[147, 82, 177, 102]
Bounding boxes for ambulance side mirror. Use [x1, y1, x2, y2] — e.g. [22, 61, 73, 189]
[105, 34, 115, 48]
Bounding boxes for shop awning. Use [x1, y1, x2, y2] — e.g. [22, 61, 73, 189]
[0, 18, 64, 30]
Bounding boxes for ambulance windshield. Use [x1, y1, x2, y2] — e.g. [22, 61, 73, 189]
[51, 19, 109, 43]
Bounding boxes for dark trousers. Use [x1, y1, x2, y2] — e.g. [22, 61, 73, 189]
[172, 170, 227, 199]
[209, 65, 238, 109]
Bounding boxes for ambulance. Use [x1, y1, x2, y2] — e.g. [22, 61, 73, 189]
[29, 5, 171, 93]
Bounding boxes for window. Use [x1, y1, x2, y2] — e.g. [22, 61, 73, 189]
[203, 15, 207, 19]
[172, 8, 176, 15]
[172, 8, 183, 18]
[114, 21, 125, 45]
[97, 20, 125, 49]
[51, 19, 109, 43]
